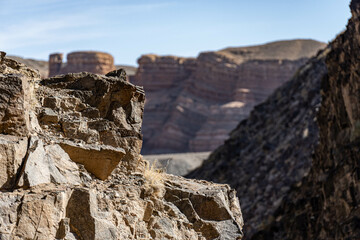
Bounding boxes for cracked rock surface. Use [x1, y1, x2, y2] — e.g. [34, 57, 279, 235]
[0, 52, 243, 240]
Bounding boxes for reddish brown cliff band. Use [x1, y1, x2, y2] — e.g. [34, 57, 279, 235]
[48, 51, 116, 77]
[130, 39, 326, 154]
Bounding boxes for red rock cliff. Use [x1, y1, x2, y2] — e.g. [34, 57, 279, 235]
[131, 39, 326, 153]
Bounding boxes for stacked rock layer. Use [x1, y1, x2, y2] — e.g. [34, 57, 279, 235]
[48, 51, 116, 77]
[131, 40, 326, 153]
[0, 52, 243, 240]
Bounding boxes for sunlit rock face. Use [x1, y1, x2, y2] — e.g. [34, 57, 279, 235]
[131, 39, 326, 154]
[0, 52, 244, 240]
[49, 51, 116, 77]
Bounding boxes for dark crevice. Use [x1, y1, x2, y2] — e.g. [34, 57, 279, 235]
[10, 136, 37, 191]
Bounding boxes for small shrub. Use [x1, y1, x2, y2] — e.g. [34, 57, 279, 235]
[141, 156, 165, 198]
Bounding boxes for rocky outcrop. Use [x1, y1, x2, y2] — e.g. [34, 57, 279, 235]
[189, 1, 360, 239]
[250, 1, 360, 239]
[131, 40, 326, 154]
[187, 47, 328, 238]
[48, 51, 116, 77]
[7, 56, 48, 78]
[8, 54, 136, 79]
[0, 52, 243, 239]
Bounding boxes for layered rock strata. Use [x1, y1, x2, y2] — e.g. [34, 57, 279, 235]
[0, 52, 243, 239]
[8, 54, 136, 79]
[189, 1, 360, 239]
[48, 51, 116, 77]
[187, 47, 328, 238]
[131, 40, 326, 153]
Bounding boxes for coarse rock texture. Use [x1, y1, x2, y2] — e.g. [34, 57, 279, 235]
[130, 39, 326, 154]
[187, 47, 329, 238]
[0, 52, 243, 240]
[48, 51, 116, 77]
[7, 56, 48, 78]
[250, 1, 360, 239]
[189, 1, 360, 239]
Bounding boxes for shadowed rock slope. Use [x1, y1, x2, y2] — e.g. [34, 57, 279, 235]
[251, 1, 360, 239]
[189, 1, 360, 239]
[0, 52, 243, 240]
[131, 40, 325, 154]
[188, 46, 329, 238]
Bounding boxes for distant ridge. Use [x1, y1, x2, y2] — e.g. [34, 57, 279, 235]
[219, 39, 326, 61]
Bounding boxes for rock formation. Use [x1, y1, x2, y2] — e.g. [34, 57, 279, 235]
[7, 56, 48, 78]
[189, 1, 360, 239]
[48, 51, 116, 77]
[130, 39, 326, 154]
[8, 54, 136, 79]
[0, 52, 243, 239]
[251, 1, 360, 238]
[187, 46, 328, 238]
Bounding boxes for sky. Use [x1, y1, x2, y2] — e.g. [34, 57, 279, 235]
[0, 0, 352, 66]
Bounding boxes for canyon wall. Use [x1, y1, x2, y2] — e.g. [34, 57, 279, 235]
[0, 52, 243, 240]
[189, 1, 360, 239]
[188, 49, 328, 237]
[131, 39, 326, 154]
[252, 1, 360, 238]
[48, 51, 116, 77]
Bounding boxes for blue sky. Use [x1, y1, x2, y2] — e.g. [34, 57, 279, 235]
[0, 0, 351, 65]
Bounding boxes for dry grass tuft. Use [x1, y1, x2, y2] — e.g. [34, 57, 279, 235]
[141, 156, 165, 198]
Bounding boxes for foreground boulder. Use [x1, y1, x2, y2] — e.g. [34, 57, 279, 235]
[189, 1, 360, 239]
[0, 52, 243, 239]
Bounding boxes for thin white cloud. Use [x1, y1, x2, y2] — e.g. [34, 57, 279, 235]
[0, 10, 102, 50]
[0, 1, 175, 51]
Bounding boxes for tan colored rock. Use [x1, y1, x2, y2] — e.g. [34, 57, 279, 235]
[0, 173, 244, 240]
[17, 138, 82, 188]
[0, 52, 40, 136]
[38, 71, 145, 173]
[59, 141, 125, 180]
[48, 51, 116, 77]
[7, 55, 48, 78]
[0, 53, 244, 239]
[8, 54, 136, 79]
[0, 135, 27, 189]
